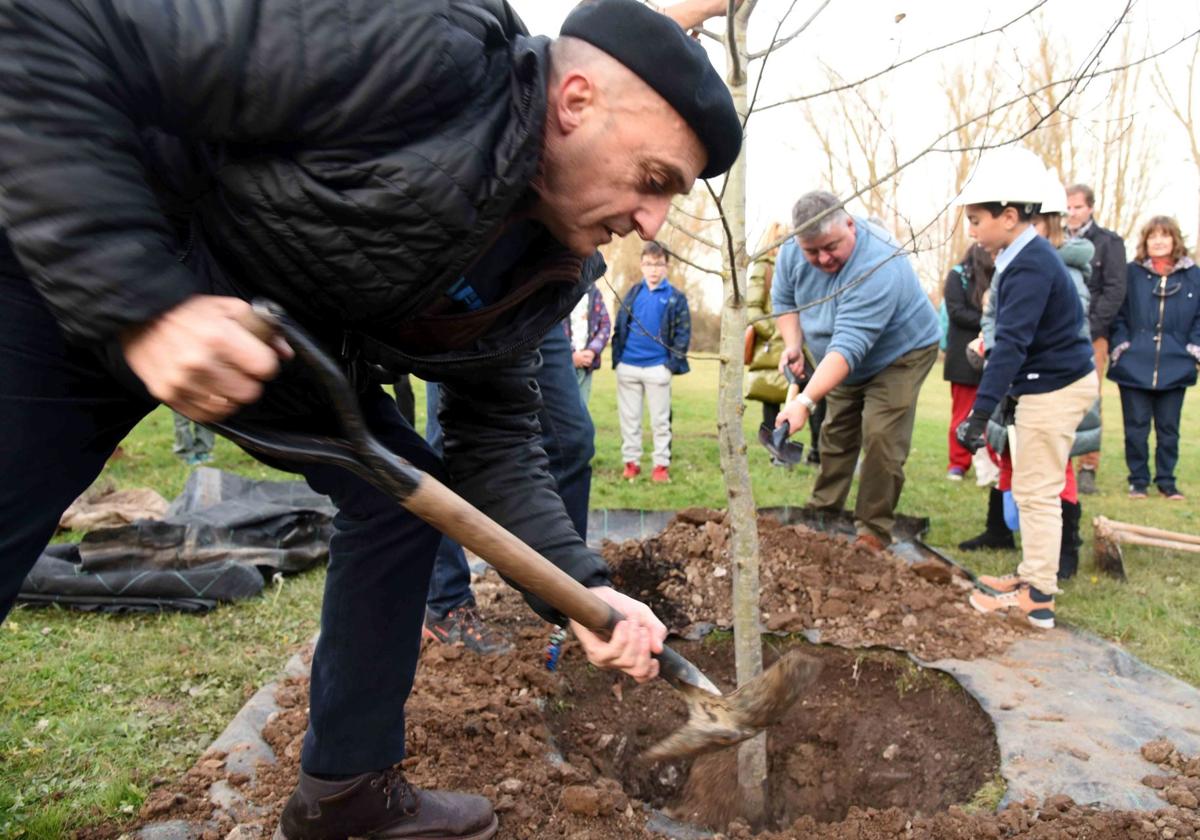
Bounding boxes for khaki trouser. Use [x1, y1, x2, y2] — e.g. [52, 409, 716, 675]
[810, 343, 938, 544]
[1077, 336, 1108, 471]
[616, 362, 673, 467]
[1014, 371, 1100, 594]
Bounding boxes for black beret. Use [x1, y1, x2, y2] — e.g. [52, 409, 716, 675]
[559, 0, 742, 179]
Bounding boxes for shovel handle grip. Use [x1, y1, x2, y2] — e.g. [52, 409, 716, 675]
[403, 476, 721, 694]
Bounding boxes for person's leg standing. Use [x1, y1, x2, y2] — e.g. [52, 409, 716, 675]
[194, 421, 216, 461]
[809, 381, 866, 515]
[0, 266, 154, 622]
[421, 382, 475, 621]
[1012, 373, 1097, 594]
[1077, 336, 1108, 480]
[808, 396, 826, 463]
[761, 402, 780, 428]
[616, 363, 645, 470]
[1151, 387, 1186, 493]
[392, 374, 415, 427]
[293, 386, 443, 774]
[172, 411, 195, 458]
[856, 344, 937, 544]
[646, 363, 673, 470]
[947, 382, 977, 474]
[535, 327, 594, 538]
[1118, 385, 1153, 491]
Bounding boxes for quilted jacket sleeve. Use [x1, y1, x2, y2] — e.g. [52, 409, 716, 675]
[437, 349, 611, 626]
[0, 0, 483, 343]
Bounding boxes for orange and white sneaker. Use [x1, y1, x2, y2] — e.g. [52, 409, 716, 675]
[969, 582, 1055, 629]
[976, 573, 1021, 593]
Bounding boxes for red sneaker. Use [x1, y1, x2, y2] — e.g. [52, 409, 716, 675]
[622, 462, 641, 480]
[651, 465, 670, 483]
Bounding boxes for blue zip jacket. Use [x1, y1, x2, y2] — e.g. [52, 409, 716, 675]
[1108, 259, 1200, 391]
[771, 218, 939, 385]
[974, 234, 1094, 415]
[612, 280, 692, 375]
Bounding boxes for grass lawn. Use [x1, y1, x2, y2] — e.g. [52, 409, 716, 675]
[1, 361, 1198, 837]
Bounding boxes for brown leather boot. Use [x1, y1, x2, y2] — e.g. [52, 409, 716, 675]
[274, 767, 497, 840]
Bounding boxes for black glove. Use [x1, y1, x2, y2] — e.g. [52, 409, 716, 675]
[955, 409, 990, 454]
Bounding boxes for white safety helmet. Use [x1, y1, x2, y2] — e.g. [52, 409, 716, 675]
[1039, 168, 1067, 215]
[956, 146, 1046, 212]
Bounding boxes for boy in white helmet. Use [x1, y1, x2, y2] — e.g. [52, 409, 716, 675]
[954, 148, 1097, 629]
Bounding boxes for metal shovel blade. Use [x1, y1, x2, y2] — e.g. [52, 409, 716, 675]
[643, 649, 823, 762]
[758, 422, 806, 466]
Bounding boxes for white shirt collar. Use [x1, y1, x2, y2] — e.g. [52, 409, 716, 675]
[993, 224, 1039, 279]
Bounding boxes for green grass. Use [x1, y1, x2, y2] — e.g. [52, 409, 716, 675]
[1, 362, 1198, 836]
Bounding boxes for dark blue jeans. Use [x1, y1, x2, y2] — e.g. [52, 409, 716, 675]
[423, 326, 594, 618]
[0, 266, 442, 776]
[1118, 385, 1187, 490]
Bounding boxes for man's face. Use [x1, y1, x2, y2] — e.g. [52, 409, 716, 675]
[797, 217, 857, 274]
[965, 204, 1019, 252]
[641, 254, 669, 287]
[532, 66, 707, 257]
[1065, 192, 1093, 230]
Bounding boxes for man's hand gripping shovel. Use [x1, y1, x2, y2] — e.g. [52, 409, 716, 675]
[758, 365, 806, 466]
[216, 301, 822, 762]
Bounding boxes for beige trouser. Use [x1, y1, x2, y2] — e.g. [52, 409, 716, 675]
[1077, 337, 1108, 471]
[810, 344, 938, 544]
[1013, 371, 1100, 594]
[616, 362, 673, 467]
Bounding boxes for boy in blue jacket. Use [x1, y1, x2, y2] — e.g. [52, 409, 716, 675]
[954, 148, 1097, 629]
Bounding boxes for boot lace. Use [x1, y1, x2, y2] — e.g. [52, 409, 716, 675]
[370, 766, 419, 816]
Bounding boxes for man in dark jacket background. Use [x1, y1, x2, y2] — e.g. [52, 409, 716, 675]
[1066, 184, 1127, 494]
[0, 0, 740, 837]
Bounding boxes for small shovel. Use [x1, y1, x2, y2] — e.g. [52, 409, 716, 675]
[758, 366, 806, 466]
[217, 301, 822, 763]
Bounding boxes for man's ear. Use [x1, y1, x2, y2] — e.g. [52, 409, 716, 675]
[845, 216, 856, 236]
[554, 71, 596, 135]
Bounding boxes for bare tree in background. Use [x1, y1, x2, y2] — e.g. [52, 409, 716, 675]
[1021, 26, 1157, 242]
[803, 72, 904, 232]
[1152, 38, 1200, 252]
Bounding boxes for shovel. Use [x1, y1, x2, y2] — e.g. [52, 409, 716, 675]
[216, 301, 822, 762]
[758, 366, 806, 466]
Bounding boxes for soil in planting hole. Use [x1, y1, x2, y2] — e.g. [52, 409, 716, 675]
[547, 637, 1000, 832]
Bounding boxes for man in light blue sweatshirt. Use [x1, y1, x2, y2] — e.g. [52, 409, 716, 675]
[773, 191, 940, 550]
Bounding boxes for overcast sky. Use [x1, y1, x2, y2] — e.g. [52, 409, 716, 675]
[510, 0, 1200, 291]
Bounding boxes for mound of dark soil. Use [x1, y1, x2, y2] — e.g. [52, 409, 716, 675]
[603, 511, 1030, 661]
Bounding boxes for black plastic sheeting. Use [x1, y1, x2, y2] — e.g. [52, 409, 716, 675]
[19, 468, 335, 613]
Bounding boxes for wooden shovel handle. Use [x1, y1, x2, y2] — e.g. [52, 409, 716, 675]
[404, 476, 720, 694]
[405, 476, 620, 634]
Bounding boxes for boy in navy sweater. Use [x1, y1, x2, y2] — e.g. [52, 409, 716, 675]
[955, 149, 1097, 629]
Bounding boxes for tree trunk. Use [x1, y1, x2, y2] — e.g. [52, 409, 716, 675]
[718, 6, 768, 827]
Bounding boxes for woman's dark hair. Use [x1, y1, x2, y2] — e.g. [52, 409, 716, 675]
[972, 201, 1039, 223]
[962, 243, 995, 310]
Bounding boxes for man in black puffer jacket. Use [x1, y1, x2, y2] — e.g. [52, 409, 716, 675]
[0, 0, 741, 836]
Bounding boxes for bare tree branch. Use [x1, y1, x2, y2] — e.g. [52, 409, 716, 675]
[671, 200, 726, 223]
[726, 0, 744, 85]
[748, 14, 1199, 262]
[757, 0, 1050, 112]
[743, 0, 834, 130]
[665, 214, 725, 251]
[704, 177, 742, 305]
[747, 0, 831, 61]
